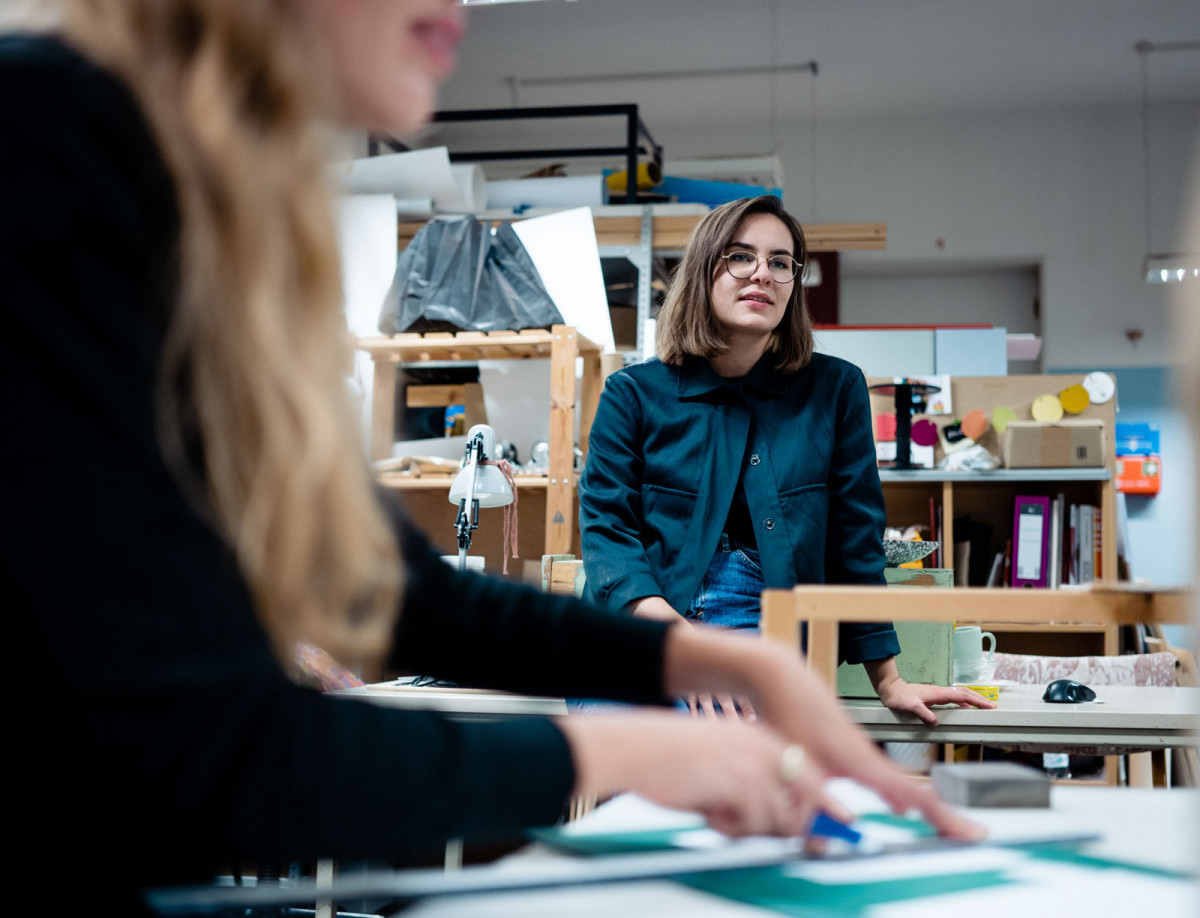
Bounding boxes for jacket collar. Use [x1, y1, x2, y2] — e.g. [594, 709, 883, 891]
[676, 352, 788, 400]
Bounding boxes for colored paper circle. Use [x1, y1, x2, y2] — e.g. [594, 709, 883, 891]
[1082, 371, 1115, 404]
[875, 412, 897, 442]
[960, 409, 989, 440]
[1031, 394, 1064, 422]
[1059, 384, 1090, 415]
[992, 406, 1018, 435]
[911, 418, 940, 447]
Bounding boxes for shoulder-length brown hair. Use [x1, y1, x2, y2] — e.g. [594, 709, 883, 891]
[54, 0, 400, 668]
[656, 195, 813, 372]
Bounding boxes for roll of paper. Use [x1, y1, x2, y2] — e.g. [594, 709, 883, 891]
[450, 163, 487, 213]
[486, 176, 607, 212]
[341, 147, 483, 213]
[394, 198, 434, 218]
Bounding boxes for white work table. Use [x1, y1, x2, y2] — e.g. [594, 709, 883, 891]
[843, 683, 1199, 749]
[339, 682, 1197, 753]
[400, 785, 1200, 917]
[147, 787, 1199, 916]
[337, 680, 568, 719]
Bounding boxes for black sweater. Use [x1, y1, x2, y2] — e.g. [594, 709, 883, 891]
[0, 33, 669, 908]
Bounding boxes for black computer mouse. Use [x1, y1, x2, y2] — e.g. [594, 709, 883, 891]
[1042, 679, 1097, 703]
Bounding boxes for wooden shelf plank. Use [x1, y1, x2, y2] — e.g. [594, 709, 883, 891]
[378, 474, 551, 491]
[399, 216, 887, 253]
[764, 585, 1193, 627]
[357, 328, 601, 363]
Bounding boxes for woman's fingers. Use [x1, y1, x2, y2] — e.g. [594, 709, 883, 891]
[868, 770, 987, 840]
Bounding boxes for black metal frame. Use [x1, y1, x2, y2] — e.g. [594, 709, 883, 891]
[369, 103, 663, 204]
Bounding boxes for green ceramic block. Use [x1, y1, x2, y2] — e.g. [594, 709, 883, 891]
[836, 568, 955, 698]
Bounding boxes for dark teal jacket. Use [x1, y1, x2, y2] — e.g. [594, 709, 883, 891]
[579, 351, 901, 664]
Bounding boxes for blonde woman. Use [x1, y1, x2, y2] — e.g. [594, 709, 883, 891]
[0, 0, 978, 908]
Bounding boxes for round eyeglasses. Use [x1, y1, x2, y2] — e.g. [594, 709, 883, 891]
[719, 249, 800, 284]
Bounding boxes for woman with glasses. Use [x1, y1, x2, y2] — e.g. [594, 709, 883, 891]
[580, 196, 992, 721]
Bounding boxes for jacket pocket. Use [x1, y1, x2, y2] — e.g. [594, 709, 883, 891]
[641, 484, 697, 563]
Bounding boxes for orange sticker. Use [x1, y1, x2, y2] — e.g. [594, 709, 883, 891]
[960, 409, 989, 440]
[875, 412, 897, 441]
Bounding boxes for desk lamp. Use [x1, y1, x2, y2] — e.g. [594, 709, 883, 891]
[449, 424, 514, 571]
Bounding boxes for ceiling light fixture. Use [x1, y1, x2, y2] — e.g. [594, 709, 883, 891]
[1144, 253, 1200, 284]
[1137, 39, 1200, 285]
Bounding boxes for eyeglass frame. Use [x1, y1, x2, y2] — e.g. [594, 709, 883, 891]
[717, 247, 802, 284]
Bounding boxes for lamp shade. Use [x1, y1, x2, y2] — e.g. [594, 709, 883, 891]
[449, 463, 514, 507]
[448, 424, 514, 507]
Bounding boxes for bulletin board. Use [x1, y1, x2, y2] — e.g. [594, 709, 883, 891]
[866, 373, 1117, 467]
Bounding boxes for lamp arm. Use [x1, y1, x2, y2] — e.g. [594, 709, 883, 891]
[453, 433, 486, 561]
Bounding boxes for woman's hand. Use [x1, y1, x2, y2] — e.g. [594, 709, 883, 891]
[686, 692, 758, 721]
[627, 600, 760, 720]
[865, 657, 997, 726]
[660, 627, 986, 840]
[557, 712, 846, 839]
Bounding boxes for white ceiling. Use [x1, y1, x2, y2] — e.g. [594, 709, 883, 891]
[438, 0, 1200, 131]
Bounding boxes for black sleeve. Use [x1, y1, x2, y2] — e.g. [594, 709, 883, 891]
[0, 36, 591, 873]
[384, 496, 672, 702]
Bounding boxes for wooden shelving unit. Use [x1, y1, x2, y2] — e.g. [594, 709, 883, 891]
[357, 326, 602, 561]
[399, 214, 887, 254]
[872, 373, 1120, 652]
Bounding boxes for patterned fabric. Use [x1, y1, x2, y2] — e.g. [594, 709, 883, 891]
[991, 651, 1177, 687]
[989, 651, 1177, 754]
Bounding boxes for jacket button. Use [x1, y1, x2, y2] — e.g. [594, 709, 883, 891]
[763, 518, 775, 530]
[749, 454, 761, 466]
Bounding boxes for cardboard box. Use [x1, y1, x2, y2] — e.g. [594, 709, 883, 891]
[1003, 420, 1105, 469]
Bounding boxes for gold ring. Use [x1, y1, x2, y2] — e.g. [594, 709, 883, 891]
[779, 744, 807, 783]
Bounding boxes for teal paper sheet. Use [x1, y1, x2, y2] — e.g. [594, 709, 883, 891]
[679, 867, 1016, 917]
[529, 815, 1021, 915]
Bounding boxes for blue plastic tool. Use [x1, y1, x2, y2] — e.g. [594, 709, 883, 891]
[810, 812, 863, 845]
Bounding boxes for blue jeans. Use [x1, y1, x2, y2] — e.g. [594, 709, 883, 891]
[684, 534, 763, 633]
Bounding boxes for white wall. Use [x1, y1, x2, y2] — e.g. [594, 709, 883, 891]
[656, 100, 1200, 371]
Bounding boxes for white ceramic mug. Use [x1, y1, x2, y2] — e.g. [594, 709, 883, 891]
[953, 625, 996, 682]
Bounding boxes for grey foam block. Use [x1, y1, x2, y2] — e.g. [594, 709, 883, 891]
[930, 762, 1051, 808]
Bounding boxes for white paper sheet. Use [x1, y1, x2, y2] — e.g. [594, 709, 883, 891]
[875, 860, 1199, 917]
[511, 207, 615, 354]
[340, 147, 485, 212]
[404, 880, 769, 918]
[337, 193, 399, 448]
[785, 846, 1026, 884]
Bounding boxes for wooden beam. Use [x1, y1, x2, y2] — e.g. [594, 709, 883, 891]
[762, 585, 1193, 628]
[399, 216, 887, 253]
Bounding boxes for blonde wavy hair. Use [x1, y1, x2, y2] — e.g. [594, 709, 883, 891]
[49, 0, 401, 666]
